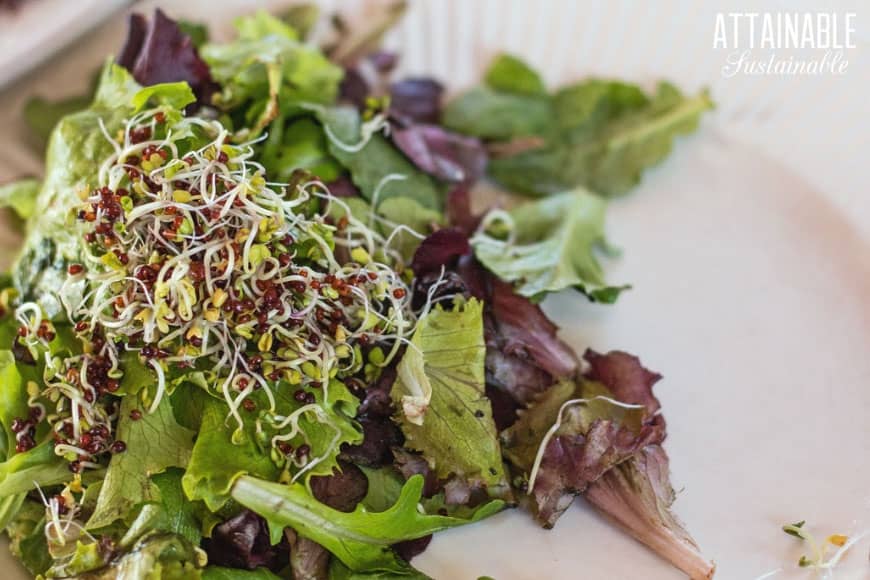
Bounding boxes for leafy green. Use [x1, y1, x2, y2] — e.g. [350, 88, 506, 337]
[0, 492, 26, 530]
[6, 499, 52, 575]
[0, 441, 69, 496]
[118, 351, 156, 396]
[232, 474, 503, 573]
[444, 54, 712, 197]
[183, 380, 361, 511]
[177, 20, 210, 48]
[391, 300, 508, 492]
[376, 197, 443, 258]
[442, 87, 552, 140]
[501, 380, 646, 473]
[131, 82, 197, 112]
[67, 533, 205, 579]
[0, 179, 40, 220]
[182, 394, 279, 512]
[149, 470, 203, 546]
[358, 467, 407, 514]
[201, 12, 342, 138]
[329, 558, 430, 580]
[13, 62, 141, 317]
[471, 188, 627, 302]
[489, 81, 713, 196]
[484, 54, 546, 96]
[203, 567, 282, 580]
[87, 395, 195, 529]
[260, 116, 342, 182]
[329, 194, 443, 260]
[316, 107, 443, 211]
[0, 350, 29, 456]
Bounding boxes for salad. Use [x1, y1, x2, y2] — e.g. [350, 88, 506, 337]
[0, 4, 715, 579]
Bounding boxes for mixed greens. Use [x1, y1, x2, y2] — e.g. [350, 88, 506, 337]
[0, 4, 716, 579]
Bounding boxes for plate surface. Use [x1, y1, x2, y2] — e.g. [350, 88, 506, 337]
[0, 1, 868, 579]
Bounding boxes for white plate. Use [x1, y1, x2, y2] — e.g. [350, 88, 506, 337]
[0, 1, 868, 579]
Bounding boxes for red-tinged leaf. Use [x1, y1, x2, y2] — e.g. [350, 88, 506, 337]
[584, 349, 662, 416]
[392, 124, 487, 184]
[117, 9, 217, 103]
[390, 78, 444, 124]
[585, 445, 715, 580]
[410, 228, 470, 277]
[310, 461, 369, 513]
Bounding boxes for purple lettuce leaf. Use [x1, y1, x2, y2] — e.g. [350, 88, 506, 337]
[285, 529, 330, 580]
[116, 9, 218, 103]
[585, 445, 715, 580]
[325, 174, 363, 199]
[410, 227, 470, 277]
[340, 415, 403, 467]
[392, 124, 487, 184]
[445, 186, 480, 236]
[392, 535, 433, 563]
[501, 351, 666, 526]
[309, 460, 369, 513]
[204, 509, 288, 571]
[338, 67, 370, 109]
[489, 278, 579, 381]
[389, 78, 444, 124]
[584, 349, 663, 416]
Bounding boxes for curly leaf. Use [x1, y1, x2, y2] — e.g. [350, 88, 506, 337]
[87, 395, 195, 529]
[391, 300, 508, 493]
[472, 188, 627, 301]
[231, 474, 503, 573]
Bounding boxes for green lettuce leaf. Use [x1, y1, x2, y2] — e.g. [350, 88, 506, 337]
[176, 20, 210, 48]
[489, 81, 713, 196]
[329, 558, 430, 580]
[0, 441, 69, 497]
[231, 474, 503, 573]
[391, 299, 508, 493]
[316, 107, 443, 211]
[0, 179, 40, 220]
[87, 395, 195, 529]
[201, 12, 342, 138]
[182, 394, 279, 512]
[0, 350, 30, 457]
[501, 380, 647, 474]
[13, 62, 141, 318]
[260, 115, 342, 182]
[471, 188, 627, 302]
[484, 54, 547, 96]
[183, 380, 361, 511]
[131, 82, 197, 112]
[0, 492, 26, 530]
[328, 195, 443, 261]
[149, 470, 203, 546]
[5, 498, 52, 575]
[203, 567, 282, 580]
[442, 87, 552, 140]
[64, 533, 205, 579]
[444, 54, 712, 197]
